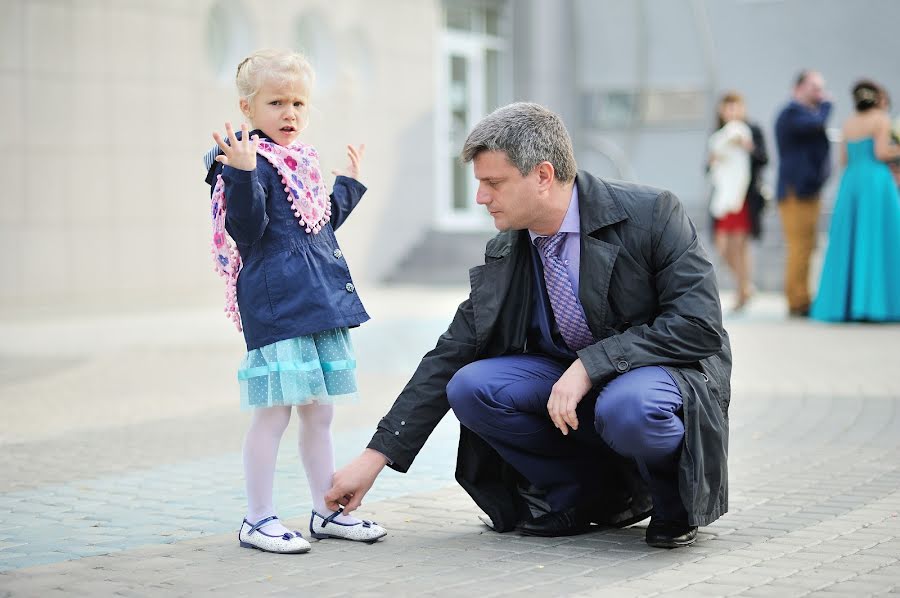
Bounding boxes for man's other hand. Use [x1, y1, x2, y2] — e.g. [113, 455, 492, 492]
[547, 358, 593, 435]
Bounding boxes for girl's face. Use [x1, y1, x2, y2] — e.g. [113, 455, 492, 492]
[240, 75, 310, 146]
[719, 100, 745, 124]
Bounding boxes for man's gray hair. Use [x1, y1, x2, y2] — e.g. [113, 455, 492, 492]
[460, 102, 577, 182]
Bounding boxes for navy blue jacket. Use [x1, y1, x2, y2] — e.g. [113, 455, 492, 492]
[775, 100, 832, 200]
[209, 138, 370, 351]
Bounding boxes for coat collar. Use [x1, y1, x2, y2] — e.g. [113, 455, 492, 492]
[575, 171, 629, 234]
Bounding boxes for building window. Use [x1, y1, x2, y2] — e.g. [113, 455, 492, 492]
[294, 12, 338, 93]
[345, 29, 376, 95]
[206, 0, 254, 83]
[580, 89, 707, 130]
[436, 0, 510, 230]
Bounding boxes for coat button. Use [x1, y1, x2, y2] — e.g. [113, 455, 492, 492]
[616, 360, 629, 372]
[345, 282, 355, 293]
[333, 249, 343, 259]
[400, 421, 405, 425]
[394, 431, 400, 435]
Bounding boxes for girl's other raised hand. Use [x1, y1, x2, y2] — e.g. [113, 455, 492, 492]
[212, 122, 260, 171]
[331, 144, 366, 180]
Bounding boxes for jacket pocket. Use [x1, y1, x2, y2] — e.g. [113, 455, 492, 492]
[236, 261, 278, 337]
[699, 356, 730, 416]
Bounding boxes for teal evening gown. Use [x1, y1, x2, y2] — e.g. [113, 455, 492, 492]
[811, 137, 900, 322]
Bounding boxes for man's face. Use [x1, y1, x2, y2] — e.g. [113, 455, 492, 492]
[797, 72, 826, 106]
[472, 151, 541, 231]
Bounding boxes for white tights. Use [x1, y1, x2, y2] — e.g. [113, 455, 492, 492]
[242, 403, 358, 534]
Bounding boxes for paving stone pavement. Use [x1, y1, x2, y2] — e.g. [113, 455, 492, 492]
[1, 287, 900, 597]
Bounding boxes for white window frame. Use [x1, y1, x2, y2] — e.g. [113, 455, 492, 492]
[434, 3, 510, 232]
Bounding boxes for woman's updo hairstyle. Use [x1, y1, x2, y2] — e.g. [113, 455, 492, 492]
[852, 79, 881, 112]
[235, 48, 315, 102]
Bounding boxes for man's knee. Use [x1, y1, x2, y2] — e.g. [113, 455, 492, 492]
[594, 367, 682, 458]
[594, 389, 646, 455]
[446, 363, 489, 426]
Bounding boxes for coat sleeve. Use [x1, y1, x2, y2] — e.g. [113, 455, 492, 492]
[577, 191, 725, 384]
[367, 297, 478, 473]
[221, 164, 269, 245]
[329, 176, 366, 231]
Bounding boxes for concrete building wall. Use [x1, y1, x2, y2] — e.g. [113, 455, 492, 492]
[0, 0, 439, 310]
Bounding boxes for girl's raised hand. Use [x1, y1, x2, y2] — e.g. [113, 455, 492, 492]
[331, 144, 366, 180]
[212, 122, 260, 171]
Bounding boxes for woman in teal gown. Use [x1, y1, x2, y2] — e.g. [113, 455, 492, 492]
[812, 80, 900, 322]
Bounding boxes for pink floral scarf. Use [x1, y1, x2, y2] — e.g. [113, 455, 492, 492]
[210, 141, 331, 331]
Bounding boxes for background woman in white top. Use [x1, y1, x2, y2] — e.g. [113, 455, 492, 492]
[708, 92, 755, 311]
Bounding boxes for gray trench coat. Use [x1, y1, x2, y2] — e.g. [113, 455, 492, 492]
[368, 171, 731, 531]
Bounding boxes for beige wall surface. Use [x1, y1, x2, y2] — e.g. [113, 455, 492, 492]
[0, 0, 439, 312]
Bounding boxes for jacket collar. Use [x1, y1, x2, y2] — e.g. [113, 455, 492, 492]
[575, 171, 628, 234]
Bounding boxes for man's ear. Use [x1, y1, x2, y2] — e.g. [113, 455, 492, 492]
[535, 161, 556, 191]
[239, 98, 252, 119]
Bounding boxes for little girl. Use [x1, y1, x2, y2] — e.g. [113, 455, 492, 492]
[207, 48, 386, 553]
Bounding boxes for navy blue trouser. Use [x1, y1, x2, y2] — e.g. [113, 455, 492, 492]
[447, 355, 687, 520]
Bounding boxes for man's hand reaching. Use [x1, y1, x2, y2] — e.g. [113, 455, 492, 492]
[325, 448, 388, 513]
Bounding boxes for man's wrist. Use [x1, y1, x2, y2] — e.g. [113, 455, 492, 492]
[363, 448, 390, 468]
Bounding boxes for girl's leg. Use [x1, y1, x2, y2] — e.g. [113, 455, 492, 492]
[714, 229, 728, 271]
[718, 231, 747, 309]
[735, 232, 752, 306]
[243, 406, 293, 535]
[717, 230, 739, 281]
[724, 232, 741, 276]
[297, 402, 360, 524]
[725, 232, 751, 310]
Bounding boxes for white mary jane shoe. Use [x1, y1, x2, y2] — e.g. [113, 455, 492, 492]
[238, 516, 311, 554]
[309, 508, 387, 543]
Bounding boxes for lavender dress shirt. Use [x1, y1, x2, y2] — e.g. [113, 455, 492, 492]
[529, 184, 582, 296]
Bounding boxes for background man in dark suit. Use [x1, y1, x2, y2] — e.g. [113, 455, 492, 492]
[775, 70, 833, 317]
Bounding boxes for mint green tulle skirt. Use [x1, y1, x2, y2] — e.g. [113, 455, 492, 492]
[238, 328, 358, 410]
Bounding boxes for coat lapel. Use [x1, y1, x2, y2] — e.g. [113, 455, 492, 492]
[575, 172, 629, 335]
[580, 236, 619, 337]
[469, 230, 532, 355]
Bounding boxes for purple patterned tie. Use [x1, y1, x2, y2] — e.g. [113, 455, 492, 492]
[535, 233, 595, 352]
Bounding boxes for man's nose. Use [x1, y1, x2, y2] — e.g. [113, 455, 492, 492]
[475, 184, 491, 205]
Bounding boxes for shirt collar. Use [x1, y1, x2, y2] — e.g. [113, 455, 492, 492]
[529, 183, 579, 244]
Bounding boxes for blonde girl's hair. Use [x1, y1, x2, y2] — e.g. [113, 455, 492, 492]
[235, 48, 315, 102]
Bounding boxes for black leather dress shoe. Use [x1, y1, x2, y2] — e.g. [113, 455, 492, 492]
[645, 517, 698, 548]
[516, 507, 592, 537]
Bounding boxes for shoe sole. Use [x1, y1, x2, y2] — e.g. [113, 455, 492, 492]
[309, 531, 387, 543]
[239, 540, 311, 554]
[645, 537, 696, 549]
[516, 525, 593, 538]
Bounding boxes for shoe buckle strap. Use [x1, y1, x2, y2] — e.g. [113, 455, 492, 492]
[247, 515, 279, 536]
[320, 506, 344, 528]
